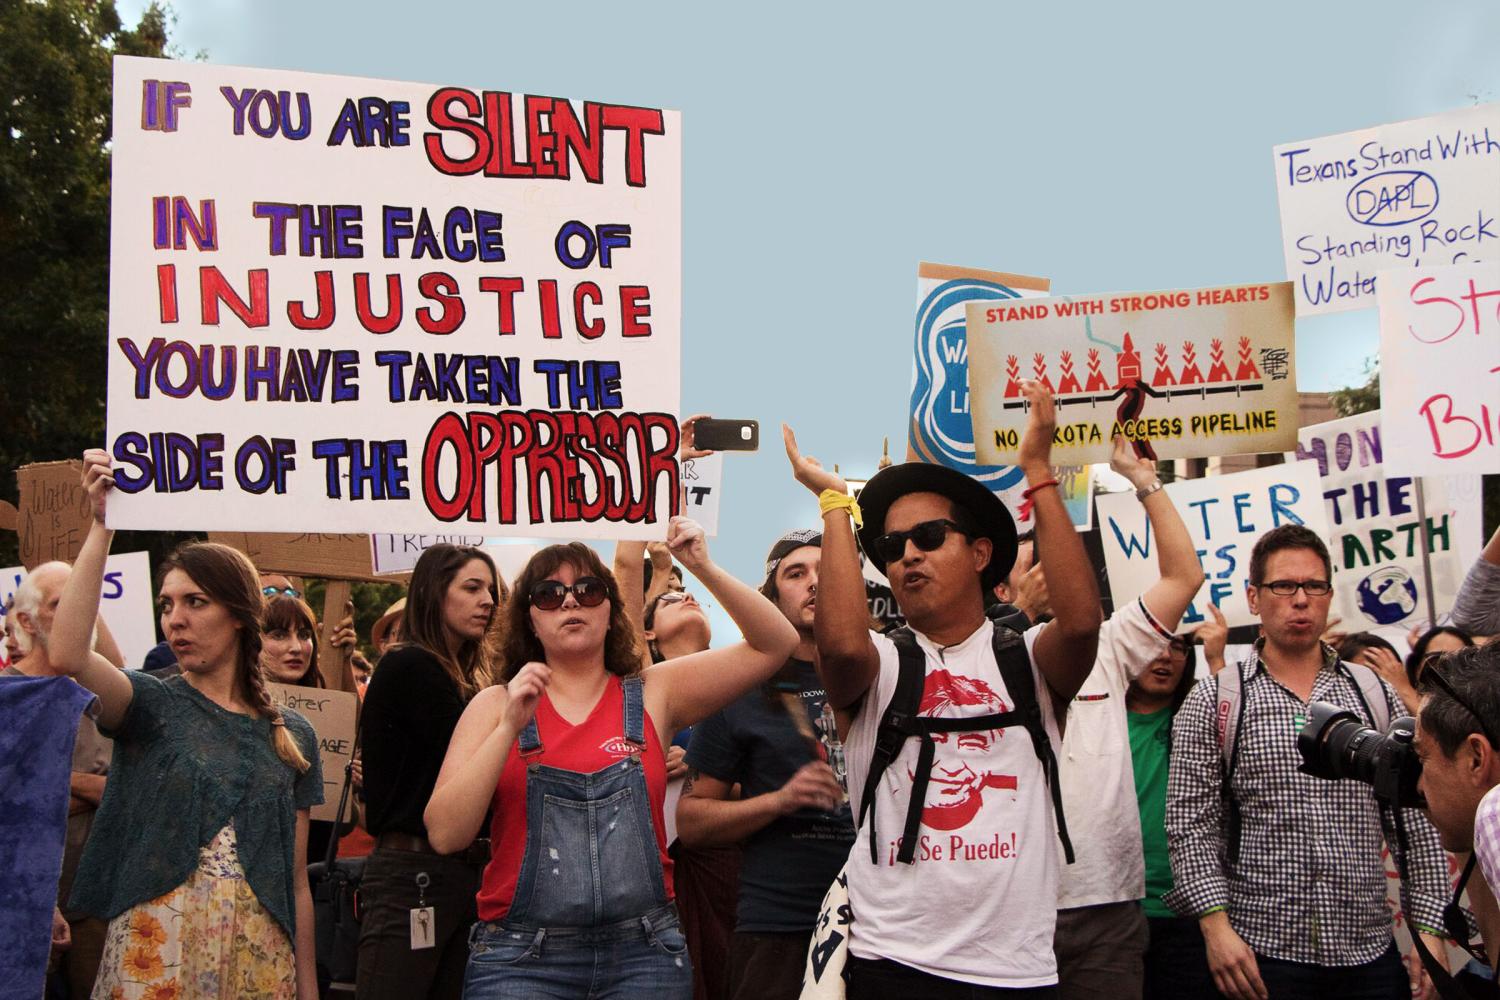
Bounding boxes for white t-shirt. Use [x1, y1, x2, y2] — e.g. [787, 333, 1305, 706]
[1056, 597, 1172, 909]
[844, 619, 1062, 988]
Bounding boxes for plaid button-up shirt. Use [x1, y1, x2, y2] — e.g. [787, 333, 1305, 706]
[1164, 645, 1450, 966]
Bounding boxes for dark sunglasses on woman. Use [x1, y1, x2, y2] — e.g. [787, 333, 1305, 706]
[529, 577, 608, 611]
[871, 518, 973, 565]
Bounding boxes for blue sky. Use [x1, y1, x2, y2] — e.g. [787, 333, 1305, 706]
[123, 0, 1500, 642]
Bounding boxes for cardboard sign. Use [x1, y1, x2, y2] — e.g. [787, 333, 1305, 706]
[371, 533, 486, 576]
[679, 452, 723, 536]
[208, 531, 381, 582]
[0, 552, 156, 669]
[968, 283, 1298, 466]
[1378, 261, 1500, 476]
[16, 461, 92, 570]
[1292, 413, 1464, 631]
[106, 58, 681, 539]
[1274, 103, 1500, 316]
[907, 261, 1050, 521]
[268, 682, 358, 822]
[1096, 461, 1329, 629]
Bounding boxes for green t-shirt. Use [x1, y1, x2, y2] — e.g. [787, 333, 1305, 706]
[1129, 705, 1175, 919]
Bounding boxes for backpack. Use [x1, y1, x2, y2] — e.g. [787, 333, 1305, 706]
[1214, 651, 1389, 864]
[857, 609, 1074, 866]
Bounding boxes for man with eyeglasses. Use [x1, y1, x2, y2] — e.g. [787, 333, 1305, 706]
[784, 381, 1103, 998]
[1166, 524, 1452, 1000]
[1414, 644, 1500, 977]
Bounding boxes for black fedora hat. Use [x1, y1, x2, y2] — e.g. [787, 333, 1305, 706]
[856, 462, 1018, 590]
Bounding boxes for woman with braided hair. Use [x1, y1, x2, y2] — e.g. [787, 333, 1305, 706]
[53, 450, 323, 999]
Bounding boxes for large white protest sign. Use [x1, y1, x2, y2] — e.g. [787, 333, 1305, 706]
[1377, 261, 1500, 476]
[371, 533, 487, 576]
[1274, 104, 1500, 316]
[679, 452, 723, 536]
[969, 283, 1297, 466]
[1292, 413, 1465, 632]
[0, 552, 156, 669]
[1096, 462, 1328, 629]
[106, 58, 681, 540]
[268, 683, 358, 822]
[906, 262, 1049, 525]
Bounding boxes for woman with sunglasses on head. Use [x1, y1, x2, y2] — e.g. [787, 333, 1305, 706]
[424, 516, 798, 999]
[57, 451, 323, 999]
[356, 544, 503, 1000]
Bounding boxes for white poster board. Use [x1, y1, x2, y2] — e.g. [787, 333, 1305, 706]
[0, 552, 156, 669]
[679, 452, 724, 536]
[106, 57, 681, 539]
[371, 533, 487, 576]
[1096, 462, 1329, 629]
[1292, 413, 1465, 632]
[1377, 261, 1500, 476]
[1274, 103, 1500, 315]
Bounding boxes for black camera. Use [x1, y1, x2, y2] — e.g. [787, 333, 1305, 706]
[1296, 701, 1424, 808]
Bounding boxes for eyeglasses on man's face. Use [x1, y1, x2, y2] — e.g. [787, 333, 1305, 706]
[872, 519, 972, 565]
[1258, 579, 1332, 597]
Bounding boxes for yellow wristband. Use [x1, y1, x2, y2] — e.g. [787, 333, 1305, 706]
[818, 489, 863, 528]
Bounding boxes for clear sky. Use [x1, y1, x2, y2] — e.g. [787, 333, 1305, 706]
[121, 0, 1500, 641]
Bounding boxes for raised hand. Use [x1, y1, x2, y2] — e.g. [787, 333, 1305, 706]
[781, 424, 848, 497]
[680, 413, 714, 461]
[1108, 433, 1158, 491]
[666, 515, 710, 573]
[503, 662, 551, 734]
[80, 449, 114, 525]
[1017, 381, 1057, 476]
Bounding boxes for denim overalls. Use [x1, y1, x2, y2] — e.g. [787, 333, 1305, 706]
[463, 676, 692, 999]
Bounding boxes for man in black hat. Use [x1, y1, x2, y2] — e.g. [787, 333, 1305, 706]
[676, 528, 853, 1000]
[784, 381, 1102, 998]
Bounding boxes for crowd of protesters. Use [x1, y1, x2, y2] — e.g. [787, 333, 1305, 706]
[6, 387, 1500, 1000]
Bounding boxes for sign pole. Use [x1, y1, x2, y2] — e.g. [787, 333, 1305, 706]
[1414, 478, 1440, 630]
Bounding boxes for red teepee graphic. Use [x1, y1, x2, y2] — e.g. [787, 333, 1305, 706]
[1179, 341, 1204, 384]
[1206, 338, 1232, 382]
[1084, 348, 1109, 391]
[1151, 342, 1176, 387]
[1003, 355, 1023, 397]
[1031, 352, 1054, 392]
[1234, 336, 1261, 380]
[1056, 350, 1083, 394]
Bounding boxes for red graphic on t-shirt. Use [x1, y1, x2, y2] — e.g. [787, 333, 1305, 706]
[907, 670, 1019, 831]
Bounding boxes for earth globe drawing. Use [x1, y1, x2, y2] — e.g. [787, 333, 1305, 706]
[1356, 567, 1417, 626]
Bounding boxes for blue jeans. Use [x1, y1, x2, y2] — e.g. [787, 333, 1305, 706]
[463, 904, 691, 999]
[1254, 942, 1406, 1000]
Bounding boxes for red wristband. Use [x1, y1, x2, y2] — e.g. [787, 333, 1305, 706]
[1021, 478, 1059, 501]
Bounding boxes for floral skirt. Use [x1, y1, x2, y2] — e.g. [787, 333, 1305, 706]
[93, 824, 295, 999]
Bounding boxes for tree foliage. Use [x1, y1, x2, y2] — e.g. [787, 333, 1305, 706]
[1330, 358, 1380, 418]
[0, 0, 174, 566]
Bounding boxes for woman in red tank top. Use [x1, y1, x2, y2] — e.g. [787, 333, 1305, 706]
[423, 516, 798, 999]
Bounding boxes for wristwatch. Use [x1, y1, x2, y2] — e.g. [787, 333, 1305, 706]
[1136, 479, 1164, 501]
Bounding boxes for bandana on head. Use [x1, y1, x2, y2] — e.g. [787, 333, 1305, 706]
[764, 529, 822, 582]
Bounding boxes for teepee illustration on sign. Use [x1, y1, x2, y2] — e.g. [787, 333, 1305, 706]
[1002, 334, 1264, 399]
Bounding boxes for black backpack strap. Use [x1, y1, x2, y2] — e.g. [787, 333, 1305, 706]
[861, 627, 926, 864]
[989, 624, 1074, 864]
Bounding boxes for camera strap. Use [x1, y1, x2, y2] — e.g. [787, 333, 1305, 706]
[1394, 809, 1482, 1000]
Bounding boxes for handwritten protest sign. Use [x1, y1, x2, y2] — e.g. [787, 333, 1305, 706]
[107, 58, 681, 540]
[1274, 103, 1500, 316]
[1096, 461, 1328, 629]
[16, 461, 92, 569]
[1293, 413, 1464, 632]
[907, 261, 1049, 521]
[679, 452, 723, 536]
[371, 533, 486, 576]
[208, 531, 380, 581]
[969, 284, 1297, 466]
[0, 552, 156, 669]
[268, 682, 358, 822]
[1378, 261, 1500, 476]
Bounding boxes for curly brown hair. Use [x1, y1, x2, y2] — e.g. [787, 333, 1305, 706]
[498, 543, 642, 682]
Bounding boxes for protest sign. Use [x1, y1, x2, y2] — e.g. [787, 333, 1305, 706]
[371, 533, 486, 576]
[268, 682, 358, 822]
[107, 58, 681, 540]
[907, 261, 1050, 521]
[1096, 461, 1328, 629]
[1057, 465, 1096, 532]
[1378, 261, 1500, 476]
[968, 283, 1297, 466]
[1274, 103, 1500, 316]
[17, 461, 92, 569]
[679, 451, 723, 536]
[208, 531, 380, 581]
[0, 552, 156, 669]
[1292, 413, 1464, 631]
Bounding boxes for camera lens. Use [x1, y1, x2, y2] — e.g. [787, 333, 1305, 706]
[1297, 701, 1424, 807]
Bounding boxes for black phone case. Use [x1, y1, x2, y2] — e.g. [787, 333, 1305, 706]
[694, 419, 759, 451]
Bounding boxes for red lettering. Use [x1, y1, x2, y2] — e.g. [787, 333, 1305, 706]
[1419, 394, 1482, 458]
[416, 272, 465, 335]
[199, 266, 268, 327]
[620, 285, 652, 337]
[421, 412, 473, 521]
[287, 270, 335, 330]
[157, 263, 178, 324]
[422, 88, 488, 176]
[574, 282, 603, 338]
[478, 276, 524, 336]
[353, 273, 403, 334]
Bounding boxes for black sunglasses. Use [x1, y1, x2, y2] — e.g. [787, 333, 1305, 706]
[871, 519, 972, 565]
[529, 576, 608, 611]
